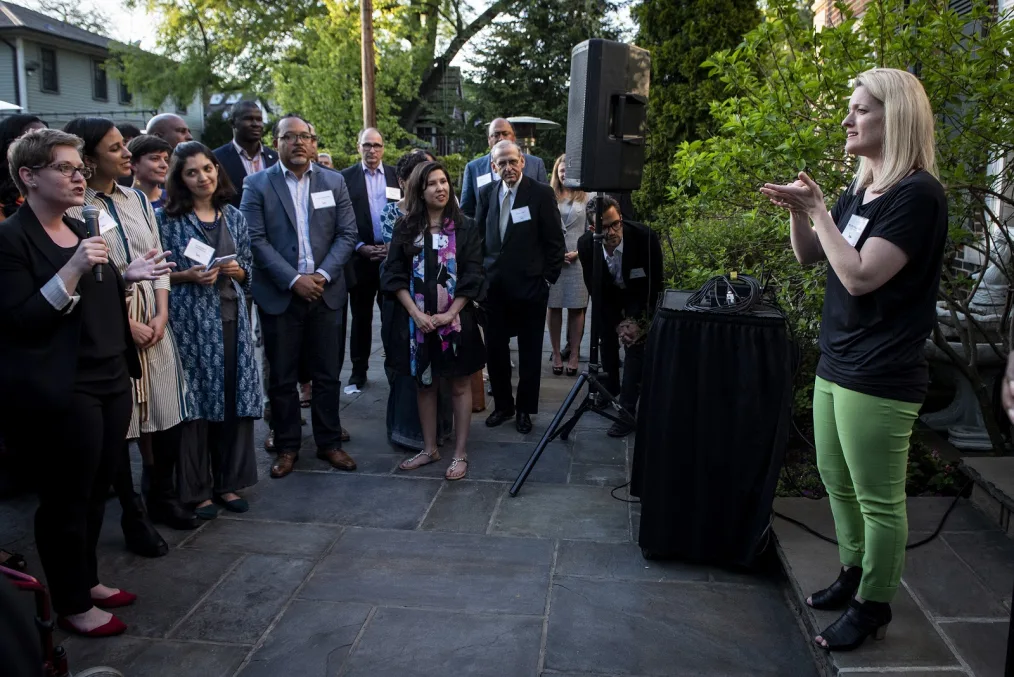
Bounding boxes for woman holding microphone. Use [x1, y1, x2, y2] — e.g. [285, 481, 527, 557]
[762, 68, 947, 652]
[0, 128, 174, 636]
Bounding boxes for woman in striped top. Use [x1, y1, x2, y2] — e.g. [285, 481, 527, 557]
[64, 118, 200, 537]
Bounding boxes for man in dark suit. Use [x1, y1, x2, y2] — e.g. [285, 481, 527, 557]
[577, 196, 663, 437]
[476, 140, 566, 434]
[213, 101, 279, 208]
[242, 114, 358, 479]
[460, 118, 548, 218]
[340, 127, 400, 388]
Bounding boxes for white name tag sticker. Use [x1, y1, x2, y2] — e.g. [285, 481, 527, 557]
[311, 190, 336, 209]
[510, 206, 532, 223]
[630, 267, 646, 279]
[476, 172, 493, 188]
[183, 238, 215, 267]
[432, 233, 449, 250]
[841, 214, 870, 247]
[385, 186, 402, 201]
[98, 211, 118, 235]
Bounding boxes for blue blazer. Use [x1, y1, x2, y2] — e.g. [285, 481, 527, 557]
[241, 162, 358, 315]
[460, 152, 548, 218]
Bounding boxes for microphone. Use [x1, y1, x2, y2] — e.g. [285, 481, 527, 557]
[81, 204, 102, 282]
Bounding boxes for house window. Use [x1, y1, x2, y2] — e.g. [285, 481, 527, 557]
[92, 60, 107, 101]
[40, 48, 57, 93]
[175, 99, 188, 115]
[118, 80, 132, 105]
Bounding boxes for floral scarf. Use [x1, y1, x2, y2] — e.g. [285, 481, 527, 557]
[410, 218, 460, 386]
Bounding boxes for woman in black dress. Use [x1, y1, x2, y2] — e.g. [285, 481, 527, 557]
[382, 161, 485, 480]
[0, 128, 174, 637]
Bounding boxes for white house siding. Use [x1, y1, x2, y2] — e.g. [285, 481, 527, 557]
[0, 44, 15, 105]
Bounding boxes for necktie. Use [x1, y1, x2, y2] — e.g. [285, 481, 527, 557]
[499, 189, 511, 241]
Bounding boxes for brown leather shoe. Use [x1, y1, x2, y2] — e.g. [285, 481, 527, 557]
[340, 427, 351, 443]
[264, 429, 275, 452]
[270, 451, 298, 478]
[317, 448, 356, 471]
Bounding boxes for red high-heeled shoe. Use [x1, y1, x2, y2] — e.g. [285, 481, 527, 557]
[91, 589, 137, 609]
[57, 614, 127, 637]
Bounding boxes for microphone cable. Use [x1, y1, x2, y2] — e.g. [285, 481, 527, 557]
[684, 273, 762, 314]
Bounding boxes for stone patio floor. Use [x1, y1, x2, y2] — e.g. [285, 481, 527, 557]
[0, 320, 823, 676]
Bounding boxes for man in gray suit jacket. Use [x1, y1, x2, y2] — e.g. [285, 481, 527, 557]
[460, 118, 548, 218]
[242, 114, 359, 479]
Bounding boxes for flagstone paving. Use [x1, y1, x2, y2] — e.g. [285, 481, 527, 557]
[0, 319, 820, 676]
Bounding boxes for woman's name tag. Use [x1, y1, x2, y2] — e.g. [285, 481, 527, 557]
[432, 234, 449, 249]
[841, 214, 870, 247]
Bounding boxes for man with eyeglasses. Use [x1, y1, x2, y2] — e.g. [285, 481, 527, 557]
[576, 195, 663, 437]
[460, 118, 548, 218]
[340, 127, 400, 389]
[475, 140, 565, 434]
[213, 101, 278, 209]
[241, 114, 359, 479]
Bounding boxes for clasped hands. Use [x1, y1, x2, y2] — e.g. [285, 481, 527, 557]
[358, 244, 388, 262]
[412, 308, 457, 334]
[617, 318, 642, 347]
[293, 273, 328, 302]
[759, 172, 826, 217]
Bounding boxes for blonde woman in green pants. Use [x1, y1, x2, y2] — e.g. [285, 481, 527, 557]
[761, 68, 947, 652]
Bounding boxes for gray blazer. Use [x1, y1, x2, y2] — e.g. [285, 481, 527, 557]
[460, 152, 548, 218]
[241, 162, 358, 315]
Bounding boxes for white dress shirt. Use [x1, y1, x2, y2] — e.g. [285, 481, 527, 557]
[603, 240, 625, 288]
[283, 165, 332, 289]
[499, 180, 519, 240]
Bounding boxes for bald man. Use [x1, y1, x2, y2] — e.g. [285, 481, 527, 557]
[145, 113, 193, 149]
[460, 117, 548, 218]
[340, 128, 400, 388]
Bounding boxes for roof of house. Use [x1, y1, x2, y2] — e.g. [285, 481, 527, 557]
[0, 1, 113, 51]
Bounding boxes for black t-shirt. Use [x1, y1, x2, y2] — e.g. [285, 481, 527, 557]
[816, 170, 947, 403]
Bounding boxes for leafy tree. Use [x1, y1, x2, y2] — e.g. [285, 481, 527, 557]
[633, 0, 760, 218]
[662, 0, 1014, 447]
[23, 0, 110, 36]
[465, 0, 620, 164]
[116, 0, 520, 133]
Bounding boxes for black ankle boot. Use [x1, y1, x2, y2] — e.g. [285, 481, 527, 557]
[808, 566, 863, 610]
[816, 598, 892, 652]
[121, 494, 169, 558]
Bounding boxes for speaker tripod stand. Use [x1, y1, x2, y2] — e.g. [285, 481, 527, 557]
[509, 194, 636, 497]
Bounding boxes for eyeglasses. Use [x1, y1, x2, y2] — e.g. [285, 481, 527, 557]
[602, 219, 623, 231]
[493, 158, 521, 170]
[33, 162, 92, 179]
[360, 142, 383, 150]
[279, 133, 317, 144]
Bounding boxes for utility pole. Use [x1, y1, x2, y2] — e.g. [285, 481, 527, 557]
[360, 0, 377, 129]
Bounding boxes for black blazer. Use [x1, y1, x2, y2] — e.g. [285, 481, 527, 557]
[0, 204, 141, 415]
[213, 142, 279, 209]
[577, 219, 663, 322]
[475, 175, 566, 303]
[340, 162, 400, 288]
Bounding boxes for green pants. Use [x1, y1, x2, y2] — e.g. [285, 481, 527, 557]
[812, 376, 920, 603]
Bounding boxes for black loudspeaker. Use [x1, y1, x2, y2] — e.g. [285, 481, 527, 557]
[565, 39, 651, 192]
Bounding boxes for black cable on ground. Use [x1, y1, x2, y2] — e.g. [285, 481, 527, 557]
[610, 480, 639, 504]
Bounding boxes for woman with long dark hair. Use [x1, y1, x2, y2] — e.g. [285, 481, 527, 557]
[158, 141, 260, 517]
[0, 128, 174, 636]
[379, 150, 453, 450]
[0, 115, 46, 218]
[762, 68, 947, 651]
[64, 116, 197, 550]
[381, 161, 485, 480]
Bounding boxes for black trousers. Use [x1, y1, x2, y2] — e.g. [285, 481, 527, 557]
[600, 312, 646, 414]
[35, 384, 132, 615]
[348, 261, 383, 378]
[485, 293, 549, 414]
[261, 297, 344, 452]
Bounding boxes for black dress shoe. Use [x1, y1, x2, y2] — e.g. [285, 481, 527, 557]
[121, 495, 169, 558]
[147, 496, 200, 531]
[485, 408, 515, 427]
[516, 412, 533, 434]
[348, 373, 367, 389]
[607, 420, 635, 437]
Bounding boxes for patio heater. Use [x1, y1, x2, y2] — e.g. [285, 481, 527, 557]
[506, 116, 559, 154]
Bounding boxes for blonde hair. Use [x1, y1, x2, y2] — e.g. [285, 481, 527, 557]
[7, 128, 83, 197]
[852, 68, 938, 193]
[550, 154, 586, 205]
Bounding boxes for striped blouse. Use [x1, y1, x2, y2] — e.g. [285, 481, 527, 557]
[67, 184, 191, 437]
